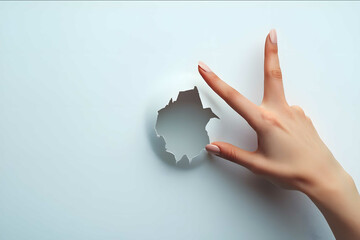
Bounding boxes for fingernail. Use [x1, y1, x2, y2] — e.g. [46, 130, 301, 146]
[206, 144, 220, 155]
[269, 29, 277, 44]
[198, 61, 212, 73]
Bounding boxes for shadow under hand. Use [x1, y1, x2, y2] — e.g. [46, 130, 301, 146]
[208, 156, 315, 237]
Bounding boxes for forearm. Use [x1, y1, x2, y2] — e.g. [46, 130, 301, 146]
[304, 168, 360, 239]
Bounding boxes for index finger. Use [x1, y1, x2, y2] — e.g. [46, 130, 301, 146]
[198, 61, 262, 130]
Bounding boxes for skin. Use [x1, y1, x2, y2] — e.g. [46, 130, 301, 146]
[198, 29, 360, 240]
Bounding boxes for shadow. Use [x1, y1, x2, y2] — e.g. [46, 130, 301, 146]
[206, 151, 317, 238]
[210, 157, 288, 201]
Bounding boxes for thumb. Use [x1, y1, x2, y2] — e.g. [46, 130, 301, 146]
[206, 142, 263, 173]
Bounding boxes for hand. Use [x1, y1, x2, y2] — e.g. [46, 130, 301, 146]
[198, 29, 341, 192]
[198, 29, 360, 239]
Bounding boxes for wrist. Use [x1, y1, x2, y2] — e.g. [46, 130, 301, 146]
[301, 165, 360, 239]
[304, 166, 358, 207]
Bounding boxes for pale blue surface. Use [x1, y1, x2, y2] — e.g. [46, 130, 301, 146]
[1, 2, 360, 240]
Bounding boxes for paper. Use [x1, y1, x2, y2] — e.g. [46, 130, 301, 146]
[155, 87, 219, 163]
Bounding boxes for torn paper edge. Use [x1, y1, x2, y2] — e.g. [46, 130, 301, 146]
[154, 86, 219, 164]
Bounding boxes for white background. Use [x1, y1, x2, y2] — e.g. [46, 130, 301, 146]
[1, 2, 360, 239]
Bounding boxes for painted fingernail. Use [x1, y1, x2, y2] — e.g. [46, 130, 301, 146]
[269, 29, 277, 44]
[206, 144, 220, 155]
[198, 61, 212, 73]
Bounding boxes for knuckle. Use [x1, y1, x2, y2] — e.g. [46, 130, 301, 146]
[266, 45, 278, 54]
[265, 68, 282, 80]
[260, 109, 280, 126]
[270, 69, 282, 79]
[291, 105, 305, 116]
[258, 107, 289, 133]
[259, 107, 270, 119]
[226, 147, 238, 162]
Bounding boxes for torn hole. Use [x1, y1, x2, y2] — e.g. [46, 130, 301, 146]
[155, 86, 219, 163]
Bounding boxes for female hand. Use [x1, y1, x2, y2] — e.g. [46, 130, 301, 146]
[198, 29, 360, 240]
